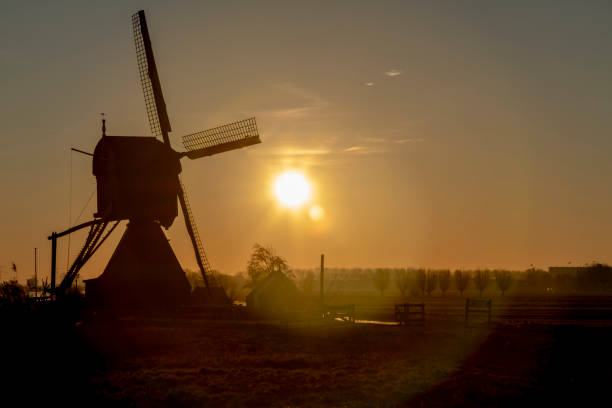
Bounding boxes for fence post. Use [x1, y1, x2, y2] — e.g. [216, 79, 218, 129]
[320, 254, 324, 305]
[421, 303, 425, 326]
[465, 298, 469, 328]
[50, 232, 57, 297]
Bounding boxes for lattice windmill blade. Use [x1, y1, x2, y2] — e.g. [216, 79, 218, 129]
[177, 178, 218, 291]
[132, 10, 172, 144]
[181, 117, 261, 159]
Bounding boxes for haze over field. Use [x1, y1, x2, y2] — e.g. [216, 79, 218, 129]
[2, 1, 612, 281]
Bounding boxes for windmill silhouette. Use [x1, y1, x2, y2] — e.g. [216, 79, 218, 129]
[49, 10, 260, 311]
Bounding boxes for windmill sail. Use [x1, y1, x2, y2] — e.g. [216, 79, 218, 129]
[133, 9, 218, 293]
[182, 117, 260, 159]
[132, 10, 172, 144]
[177, 179, 218, 290]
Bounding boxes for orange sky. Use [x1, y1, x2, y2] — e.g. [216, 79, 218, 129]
[2, 1, 612, 282]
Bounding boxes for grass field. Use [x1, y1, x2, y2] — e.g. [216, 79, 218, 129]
[5, 295, 612, 407]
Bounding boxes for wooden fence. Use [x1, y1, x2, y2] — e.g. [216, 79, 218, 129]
[465, 298, 491, 327]
[394, 303, 425, 326]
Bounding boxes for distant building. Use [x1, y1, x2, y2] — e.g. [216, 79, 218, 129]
[548, 266, 585, 276]
[549, 265, 612, 292]
[246, 270, 301, 317]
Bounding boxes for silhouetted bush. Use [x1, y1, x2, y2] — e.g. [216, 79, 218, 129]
[395, 269, 410, 298]
[0, 282, 30, 316]
[426, 270, 438, 296]
[473, 270, 490, 297]
[372, 269, 390, 296]
[439, 270, 450, 296]
[454, 270, 470, 296]
[416, 269, 426, 296]
[495, 270, 512, 295]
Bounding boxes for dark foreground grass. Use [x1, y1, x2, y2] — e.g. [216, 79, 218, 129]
[4, 296, 612, 407]
[80, 319, 488, 407]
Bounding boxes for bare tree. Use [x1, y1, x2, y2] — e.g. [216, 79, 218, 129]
[454, 270, 470, 296]
[246, 243, 290, 288]
[372, 268, 391, 296]
[495, 270, 512, 296]
[40, 277, 51, 296]
[439, 270, 451, 296]
[426, 270, 438, 296]
[416, 268, 426, 296]
[395, 269, 410, 298]
[473, 269, 490, 297]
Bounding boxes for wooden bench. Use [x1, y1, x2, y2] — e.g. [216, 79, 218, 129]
[465, 298, 491, 328]
[395, 303, 425, 326]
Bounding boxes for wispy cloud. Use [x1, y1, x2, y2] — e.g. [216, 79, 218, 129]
[343, 135, 424, 155]
[395, 138, 424, 144]
[365, 82, 375, 87]
[385, 69, 402, 77]
[250, 147, 332, 156]
[264, 107, 316, 119]
[359, 136, 387, 144]
[344, 145, 386, 154]
[256, 83, 328, 120]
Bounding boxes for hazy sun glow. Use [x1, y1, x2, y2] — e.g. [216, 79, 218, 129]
[309, 205, 324, 221]
[274, 171, 311, 207]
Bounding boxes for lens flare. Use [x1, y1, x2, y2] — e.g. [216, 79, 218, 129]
[309, 205, 324, 221]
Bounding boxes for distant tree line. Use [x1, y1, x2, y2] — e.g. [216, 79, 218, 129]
[185, 247, 612, 301]
[291, 263, 612, 297]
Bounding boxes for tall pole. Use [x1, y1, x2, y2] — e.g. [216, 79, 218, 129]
[51, 233, 57, 297]
[320, 254, 324, 305]
[34, 247, 37, 298]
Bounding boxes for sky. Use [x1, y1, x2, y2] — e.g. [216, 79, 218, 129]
[1, 0, 612, 282]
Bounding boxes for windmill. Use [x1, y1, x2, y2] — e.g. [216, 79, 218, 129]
[48, 10, 260, 311]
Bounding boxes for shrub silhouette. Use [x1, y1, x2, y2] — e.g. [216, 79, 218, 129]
[454, 270, 470, 296]
[395, 269, 410, 298]
[426, 270, 438, 296]
[0, 282, 29, 315]
[439, 270, 451, 296]
[372, 268, 390, 296]
[416, 269, 426, 296]
[495, 270, 512, 295]
[473, 269, 490, 297]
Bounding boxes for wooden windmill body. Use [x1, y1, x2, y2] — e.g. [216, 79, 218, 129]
[50, 10, 261, 312]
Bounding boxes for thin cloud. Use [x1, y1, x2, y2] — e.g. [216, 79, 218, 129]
[250, 147, 332, 156]
[365, 82, 375, 87]
[343, 135, 424, 155]
[359, 136, 387, 144]
[256, 83, 328, 120]
[385, 69, 402, 77]
[344, 145, 386, 154]
[264, 107, 315, 119]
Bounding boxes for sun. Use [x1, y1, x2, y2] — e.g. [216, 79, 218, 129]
[274, 171, 311, 208]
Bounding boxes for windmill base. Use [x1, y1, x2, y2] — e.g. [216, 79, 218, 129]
[84, 220, 191, 313]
